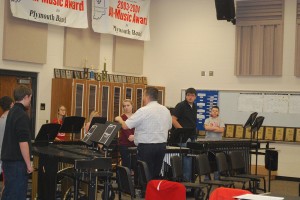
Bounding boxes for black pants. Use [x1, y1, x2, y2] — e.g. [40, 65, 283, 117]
[137, 143, 166, 179]
[119, 145, 131, 169]
[119, 145, 136, 171]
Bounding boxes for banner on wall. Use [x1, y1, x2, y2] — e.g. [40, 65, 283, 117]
[10, 0, 88, 28]
[92, 0, 150, 41]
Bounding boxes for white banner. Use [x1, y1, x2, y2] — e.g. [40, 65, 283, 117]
[10, 0, 88, 29]
[92, 0, 150, 41]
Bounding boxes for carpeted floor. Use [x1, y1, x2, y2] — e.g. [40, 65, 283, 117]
[271, 180, 299, 197]
[110, 179, 300, 200]
[1, 177, 298, 199]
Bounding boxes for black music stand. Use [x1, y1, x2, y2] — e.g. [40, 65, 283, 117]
[251, 116, 265, 175]
[88, 117, 107, 131]
[82, 123, 105, 146]
[168, 128, 195, 145]
[168, 128, 194, 158]
[90, 122, 121, 158]
[35, 123, 61, 142]
[90, 122, 120, 200]
[59, 116, 85, 141]
[251, 116, 264, 134]
[243, 112, 258, 129]
[243, 112, 258, 174]
[91, 122, 121, 147]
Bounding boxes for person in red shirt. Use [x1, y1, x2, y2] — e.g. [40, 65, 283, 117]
[52, 105, 67, 140]
[118, 99, 135, 173]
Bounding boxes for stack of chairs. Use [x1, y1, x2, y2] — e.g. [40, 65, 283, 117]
[195, 154, 235, 200]
[137, 160, 151, 197]
[215, 152, 251, 191]
[170, 155, 208, 200]
[116, 160, 151, 199]
[116, 165, 135, 200]
[228, 151, 266, 193]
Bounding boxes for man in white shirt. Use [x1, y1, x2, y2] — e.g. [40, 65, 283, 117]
[115, 87, 172, 179]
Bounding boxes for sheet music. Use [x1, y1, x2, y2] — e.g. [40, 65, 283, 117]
[234, 194, 284, 200]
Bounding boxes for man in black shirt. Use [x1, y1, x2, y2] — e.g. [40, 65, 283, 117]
[172, 87, 197, 139]
[1, 85, 33, 200]
[172, 88, 197, 182]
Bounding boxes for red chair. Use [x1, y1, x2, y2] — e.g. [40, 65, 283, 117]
[145, 180, 186, 200]
[209, 187, 252, 200]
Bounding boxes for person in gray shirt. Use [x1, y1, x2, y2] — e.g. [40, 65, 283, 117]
[204, 105, 225, 180]
[204, 105, 225, 140]
[0, 96, 14, 171]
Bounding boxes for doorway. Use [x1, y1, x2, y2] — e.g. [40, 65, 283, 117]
[0, 69, 37, 138]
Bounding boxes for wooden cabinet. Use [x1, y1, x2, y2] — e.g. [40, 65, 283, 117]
[86, 80, 99, 118]
[132, 84, 165, 109]
[99, 82, 124, 121]
[134, 84, 146, 110]
[111, 83, 123, 121]
[51, 78, 74, 121]
[51, 79, 96, 121]
[72, 79, 86, 117]
[51, 79, 165, 139]
[123, 83, 134, 101]
[99, 81, 111, 121]
[51, 78, 88, 139]
[150, 85, 165, 105]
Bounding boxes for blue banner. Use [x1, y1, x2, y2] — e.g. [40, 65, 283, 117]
[196, 90, 219, 131]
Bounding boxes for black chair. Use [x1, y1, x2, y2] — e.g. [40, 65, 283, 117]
[137, 160, 151, 197]
[170, 155, 208, 200]
[116, 165, 135, 200]
[195, 154, 234, 200]
[215, 152, 251, 190]
[229, 151, 266, 193]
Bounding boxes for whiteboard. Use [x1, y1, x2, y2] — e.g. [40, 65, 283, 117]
[238, 93, 263, 112]
[219, 91, 300, 127]
[289, 94, 300, 114]
[263, 93, 289, 113]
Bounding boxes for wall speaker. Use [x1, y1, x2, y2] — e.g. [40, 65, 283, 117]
[265, 150, 278, 171]
[214, 0, 235, 21]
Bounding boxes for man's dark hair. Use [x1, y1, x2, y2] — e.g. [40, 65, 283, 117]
[185, 88, 196, 96]
[0, 96, 13, 112]
[145, 87, 158, 101]
[14, 85, 32, 101]
[211, 105, 219, 110]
